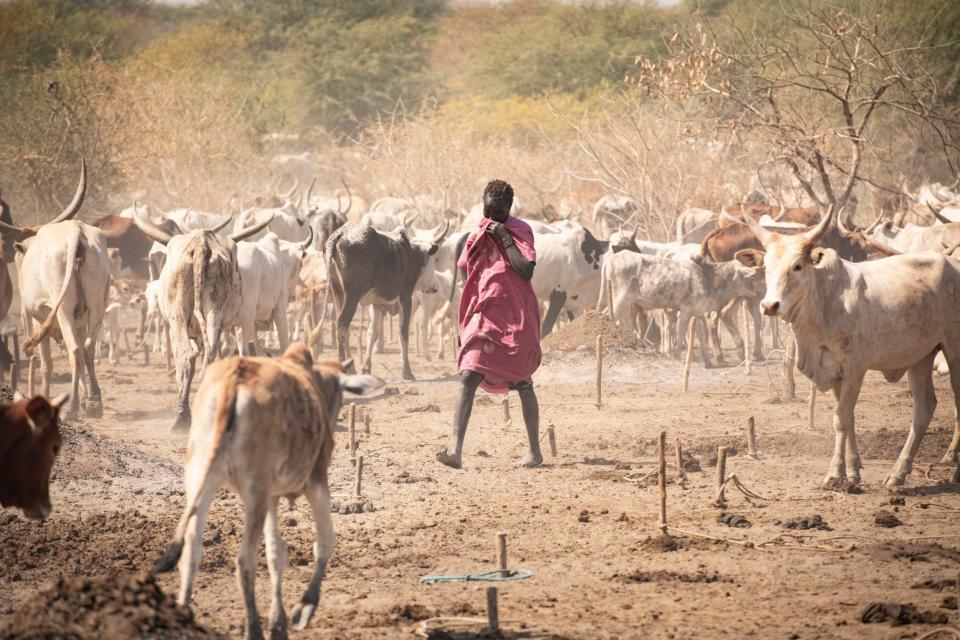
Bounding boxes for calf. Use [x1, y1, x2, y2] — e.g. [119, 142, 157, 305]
[0, 393, 69, 520]
[598, 252, 761, 366]
[153, 343, 380, 639]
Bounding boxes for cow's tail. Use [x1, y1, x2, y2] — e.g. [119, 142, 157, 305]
[596, 259, 610, 313]
[154, 364, 240, 573]
[191, 237, 212, 357]
[25, 226, 81, 350]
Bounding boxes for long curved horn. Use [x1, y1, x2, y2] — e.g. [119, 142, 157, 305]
[132, 201, 172, 245]
[630, 225, 639, 243]
[297, 225, 314, 252]
[339, 178, 353, 214]
[864, 208, 885, 233]
[278, 175, 299, 200]
[229, 212, 274, 242]
[170, 215, 190, 235]
[0, 219, 33, 241]
[432, 218, 451, 245]
[927, 202, 953, 224]
[305, 177, 316, 208]
[210, 213, 233, 234]
[772, 201, 787, 222]
[740, 205, 772, 245]
[835, 206, 852, 236]
[803, 207, 834, 246]
[862, 235, 901, 256]
[49, 158, 87, 224]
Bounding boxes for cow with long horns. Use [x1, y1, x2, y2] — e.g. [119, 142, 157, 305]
[132, 205, 275, 430]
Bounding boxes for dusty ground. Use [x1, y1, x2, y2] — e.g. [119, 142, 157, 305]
[3, 320, 960, 639]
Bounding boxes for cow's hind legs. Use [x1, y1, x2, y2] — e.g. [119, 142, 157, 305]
[824, 371, 865, 487]
[238, 498, 268, 640]
[886, 353, 937, 487]
[941, 349, 960, 476]
[398, 295, 415, 381]
[291, 483, 336, 631]
[263, 499, 288, 640]
[81, 337, 103, 418]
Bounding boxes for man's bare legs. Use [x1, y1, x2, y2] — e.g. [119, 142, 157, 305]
[436, 371, 542, 469]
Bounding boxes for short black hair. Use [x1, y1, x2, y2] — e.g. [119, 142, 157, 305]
[483, 179, 513, 216]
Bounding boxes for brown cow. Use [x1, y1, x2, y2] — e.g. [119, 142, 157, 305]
[89, 214, 182, 280]
[153, 343, 380, 639]
[0, 393, 69, 520]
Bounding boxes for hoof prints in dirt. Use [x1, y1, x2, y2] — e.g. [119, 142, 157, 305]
[860, 602, 948, 626]
[0, 571, 221, 639]
[615, 569, 732, 584]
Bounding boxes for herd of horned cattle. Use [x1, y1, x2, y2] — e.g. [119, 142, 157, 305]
[3, 160, 960, 638]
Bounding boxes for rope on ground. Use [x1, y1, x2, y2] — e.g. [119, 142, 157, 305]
[419, 568, 534, 585]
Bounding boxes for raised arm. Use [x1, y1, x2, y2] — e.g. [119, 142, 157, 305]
[486, 222, 535, 281]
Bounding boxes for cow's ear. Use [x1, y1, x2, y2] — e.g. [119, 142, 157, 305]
[427, 243, 440, 256]
[14, 242, 25, 255]
[808, 247, 827, 265]
[734, 248, 765, 268]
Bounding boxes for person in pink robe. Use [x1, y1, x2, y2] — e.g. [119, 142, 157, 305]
[436, 180, 543, 469]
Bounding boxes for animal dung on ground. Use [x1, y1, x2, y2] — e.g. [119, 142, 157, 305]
[331, 498, 375, 515]
[776, 514, 831, 531]
[860, 602, 948, 626]
[873, 510, 903, 528]
[540, 310, 643, 351]
[717, 513, 751, 528]
[407, 403, 441, 413]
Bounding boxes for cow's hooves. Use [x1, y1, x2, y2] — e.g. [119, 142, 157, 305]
[290, 602, 317, 630]
[85, 402, 103, 419]
[171, 416, 191, 433]
[402, 373, 416, 381]
[882, 474, 906, 488]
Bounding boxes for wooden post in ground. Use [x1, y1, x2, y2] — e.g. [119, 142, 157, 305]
[784, 334, 797, 399]
[364, 412, 371, 436]
[808, 386, 817, 430]
[349, 403, 357, 466]
[354, 455, 364, 498]
[547, 426, 557, 457]
[496, 532, 508, 575]
[682, 317, 696, 393]
[716, 446, 728, 505]
[595, 335, 603, 408]
[747, 416, 759, 460]
[658, 430, 670, 543]
[674, 437, 684, 478]
[486, 587, 500, 633]
[27, 356, 36, 397]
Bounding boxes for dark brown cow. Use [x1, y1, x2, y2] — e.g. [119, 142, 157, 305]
[89, 215, 181, 280]
[0, 393, 69, 520]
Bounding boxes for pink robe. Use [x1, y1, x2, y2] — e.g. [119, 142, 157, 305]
[457, 217, 541, 394]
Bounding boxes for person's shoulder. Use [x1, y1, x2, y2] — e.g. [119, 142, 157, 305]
[507, 217, 533, 234]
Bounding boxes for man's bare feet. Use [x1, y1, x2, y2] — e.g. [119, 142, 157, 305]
[515, 451, 543, 468]
[436, 448, 462, 469]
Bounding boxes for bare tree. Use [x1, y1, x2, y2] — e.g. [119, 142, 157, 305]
[635, 1, 960, 216]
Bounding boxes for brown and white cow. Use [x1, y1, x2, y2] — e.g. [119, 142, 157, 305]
[742, 209, 960, 487]
[153, 343, 381, 640]
[132, 205, 273, 430]
[0, 393, 69, 520]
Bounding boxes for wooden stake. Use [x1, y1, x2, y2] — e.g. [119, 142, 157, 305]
[363, 412, 371, 436]
[27, 356, 36, 397]
[486, 587, 499, 633]
[784, 334, 797, 399]
[658, 430, 670, 542]
[354, 455, 364, 498]
[501, 395, 511, 426]
[496, 532, 508, 575]
[674, 437, 684, 478]
[747, 416, 759, 460]
[682, 317, 696, 393]
[716, 446, 728, 505]
[595, 335, 603, 409]
[808, 385, 817, 431]
[547, 426, 557, 457]
[349, 403, 357, 466]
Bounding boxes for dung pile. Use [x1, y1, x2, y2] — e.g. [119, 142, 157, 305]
[0, 571, 222, 640]
[542, 310, 644, 351]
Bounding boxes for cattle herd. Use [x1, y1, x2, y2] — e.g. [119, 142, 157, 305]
[3, 160, 960, 637]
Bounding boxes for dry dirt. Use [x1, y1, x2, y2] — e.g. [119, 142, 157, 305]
[3, 324, 960, 639]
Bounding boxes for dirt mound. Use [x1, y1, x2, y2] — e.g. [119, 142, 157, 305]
[0, 571, 222, 639]
[54, 422, 181, 483]
[542, 310, 644, 351]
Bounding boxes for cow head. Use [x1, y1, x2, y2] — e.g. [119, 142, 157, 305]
[743, 206, 834, 318]
[0, 393, 69, 520]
